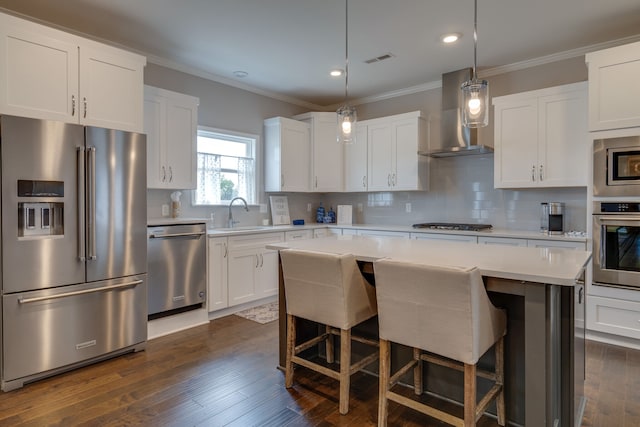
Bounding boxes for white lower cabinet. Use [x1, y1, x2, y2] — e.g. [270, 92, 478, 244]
[478, 237, 528, 247]
[356, 229, 410, 239]
[207, 237, 228, 312]
[313, 228, 342, 238]
[587, 295, 640, 340]
[284, 229, 313, 241]
[411, 233, 477, 243]
[227, 233, 284, 307]
[479, 236, 586, 249]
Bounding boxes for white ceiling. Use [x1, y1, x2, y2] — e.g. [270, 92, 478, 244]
[1, 0, 639, 109]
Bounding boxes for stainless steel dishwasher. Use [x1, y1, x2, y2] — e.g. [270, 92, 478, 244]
[147, 223, 206, 317]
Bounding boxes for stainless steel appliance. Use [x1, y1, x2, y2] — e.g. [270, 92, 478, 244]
[592, 201, 640, 289]
[412, 222, 492, 231]
[594, 135, 640, 197]
[147, 223, 206, 317]
[0, 115, 147, 391]
[540, 202, 564, 235]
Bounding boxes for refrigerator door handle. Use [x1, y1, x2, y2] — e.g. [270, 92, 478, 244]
[87, 146, 97, 260]
[18, 280, 144, 304]
[77, 147, 86, 261]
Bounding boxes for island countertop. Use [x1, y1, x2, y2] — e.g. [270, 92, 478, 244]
[267, 234, 591, 286]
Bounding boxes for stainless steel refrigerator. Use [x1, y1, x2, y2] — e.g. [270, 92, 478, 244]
[0, 115, 148, 391]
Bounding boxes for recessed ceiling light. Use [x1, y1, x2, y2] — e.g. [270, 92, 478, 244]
[330, 69, 344, 77]
[233, 70, 248, 78]
[441, 33, 462, 44]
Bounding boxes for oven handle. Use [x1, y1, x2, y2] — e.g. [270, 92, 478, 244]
[596, 217, 640, 223]
[17, 280, 143, 304]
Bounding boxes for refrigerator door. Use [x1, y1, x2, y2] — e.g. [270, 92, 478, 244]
[85, 127, 147, 282]
[1, 115, 85, 293]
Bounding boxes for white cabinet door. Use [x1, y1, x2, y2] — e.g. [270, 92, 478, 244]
[393, 117, 426, 190]
[344, 122, 369, 191]
[255, 249, 280, 298]
[537, 89, 588, 187]
[493, 97, 539, 188]
[587, 295, 640, 340]
[0, 15, 78, 122]
[79, 43, 144, 132]
[308, 112, 343, 192]
[493, 82, 587, 189]
[367, 120, 394, 191]
[264, 117, 311, 192]
[586, 41, 640, 131]
[208, 237, 228, 312]
[478, 236, 528, 247]
[144, 86, 199, 189]
[228, 247, 259, 306]
[526, 239, 585, 250]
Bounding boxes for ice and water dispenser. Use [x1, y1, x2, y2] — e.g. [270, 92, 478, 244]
[17, 180, 64, 238]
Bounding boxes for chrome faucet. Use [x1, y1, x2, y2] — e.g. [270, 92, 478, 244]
[227, 197, 249, 228]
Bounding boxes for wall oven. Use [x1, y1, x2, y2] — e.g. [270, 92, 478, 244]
[593, 136, 640, 197]
[592, 201, 640, 289]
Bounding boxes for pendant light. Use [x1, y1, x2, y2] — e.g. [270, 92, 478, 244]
[337, 0, 356, 144]
[461, 0, 489, 128]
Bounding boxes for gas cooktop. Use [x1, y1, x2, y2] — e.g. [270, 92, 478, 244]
[412, 222, 493, 232]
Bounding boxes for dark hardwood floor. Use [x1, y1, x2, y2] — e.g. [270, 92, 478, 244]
[0, 315, 637, 426]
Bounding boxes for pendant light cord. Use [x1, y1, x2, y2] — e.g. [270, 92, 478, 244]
[344, 0, 349, 102]
[472, 0, 478, 81]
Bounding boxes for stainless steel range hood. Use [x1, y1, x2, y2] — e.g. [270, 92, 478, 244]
[419, 68, 493, 157]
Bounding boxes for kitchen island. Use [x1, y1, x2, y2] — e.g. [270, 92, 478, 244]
[268, 235, 591, 427]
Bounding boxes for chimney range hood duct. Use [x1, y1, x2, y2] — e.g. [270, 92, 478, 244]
[419, 68, 493, 158]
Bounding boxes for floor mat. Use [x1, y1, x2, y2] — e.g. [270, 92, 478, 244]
[234, 301, 279, 324]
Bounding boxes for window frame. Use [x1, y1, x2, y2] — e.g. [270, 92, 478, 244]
[192, 126, 259, 206]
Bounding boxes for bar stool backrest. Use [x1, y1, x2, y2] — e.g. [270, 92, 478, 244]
[281, 249, 377, 330]
[373, 259, 506, 365]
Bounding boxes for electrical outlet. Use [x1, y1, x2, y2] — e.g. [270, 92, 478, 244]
[307, 203, 312, 212]
[358, 203, 363, 213]
[161, 204, 169, 217]
[405, 203, 412, 213]
[259, 204, 268, 213]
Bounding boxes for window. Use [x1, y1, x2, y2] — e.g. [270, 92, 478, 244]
[194, 127, 256, 205]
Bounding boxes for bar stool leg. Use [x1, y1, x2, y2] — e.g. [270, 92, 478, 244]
[413, 347, 423, 395]
[464, 363, 477, 427]
[378, 339, 390, 427]
[339, 328, 351, 414]
[285, 313, 296, 388]
[326, 325, 334, 364]
[496, 337, 506, 426]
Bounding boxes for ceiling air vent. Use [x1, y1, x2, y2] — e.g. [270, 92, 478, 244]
[364, 53, 395, 64]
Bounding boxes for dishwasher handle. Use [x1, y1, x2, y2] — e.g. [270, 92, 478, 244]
[149, 231, 206, 239]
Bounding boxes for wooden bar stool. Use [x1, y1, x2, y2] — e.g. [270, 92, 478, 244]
[280, 249, 379, 415]
[373, 260, 507, 427]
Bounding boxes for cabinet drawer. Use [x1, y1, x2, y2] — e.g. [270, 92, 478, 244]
[411, 232, 477, 243]
[356, 229, 410, 239]
[587, 295, 640, 339]
[285, 229, 313, 241]
[478, 236, 527, 247]
[228, 232, 284, 250]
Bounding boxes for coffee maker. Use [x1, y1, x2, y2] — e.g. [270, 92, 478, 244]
[541, 202, 564, 235]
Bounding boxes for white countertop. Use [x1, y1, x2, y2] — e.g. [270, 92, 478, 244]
[267, 235, 591, 286]
[147, 218, 588, 243]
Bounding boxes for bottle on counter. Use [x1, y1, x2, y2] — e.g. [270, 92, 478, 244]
[328, 206, 336, 224]
[316, 203, 325, 223]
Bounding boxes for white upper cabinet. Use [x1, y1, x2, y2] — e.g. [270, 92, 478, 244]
[0, 12, 145, 132]
[264, 117, 311, 192]
[144, 85, 199, 189]
[586, 41, 640, 131]
[493, 82, 587, 188]
[344, 121, 369, 191]
[367, 111, 428, 191]
[295, 112, 344, 192]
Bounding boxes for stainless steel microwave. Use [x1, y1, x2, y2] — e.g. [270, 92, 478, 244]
[594, 136, 640, 197]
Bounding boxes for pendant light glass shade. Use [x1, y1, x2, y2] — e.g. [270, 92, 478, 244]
[461, 0, 489, 128]
[461, 78, 489, 127]
[337, 0, 356, 144]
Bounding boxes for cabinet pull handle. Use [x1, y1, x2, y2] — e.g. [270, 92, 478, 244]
[281, 174, 285, 188]
[539, 165, 544, 181]
[260, 253, 264, 267]
[362, 175, 366, 188]
[71, 95, 76, 117]
[315, 176, 318, 188]
[578, 287, 584, 304]
[387, 174, 391, 187]
[83, 97, 87, 118]
[162, 166, 166, 182]
[392, 173, 396, 186]
[223, 243, 228, 258]
[531, 165, 536, 181]
[255, 254, 259, 268]
[169, 166, 173, 183]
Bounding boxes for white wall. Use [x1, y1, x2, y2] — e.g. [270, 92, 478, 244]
[145, 56, 590, 232]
